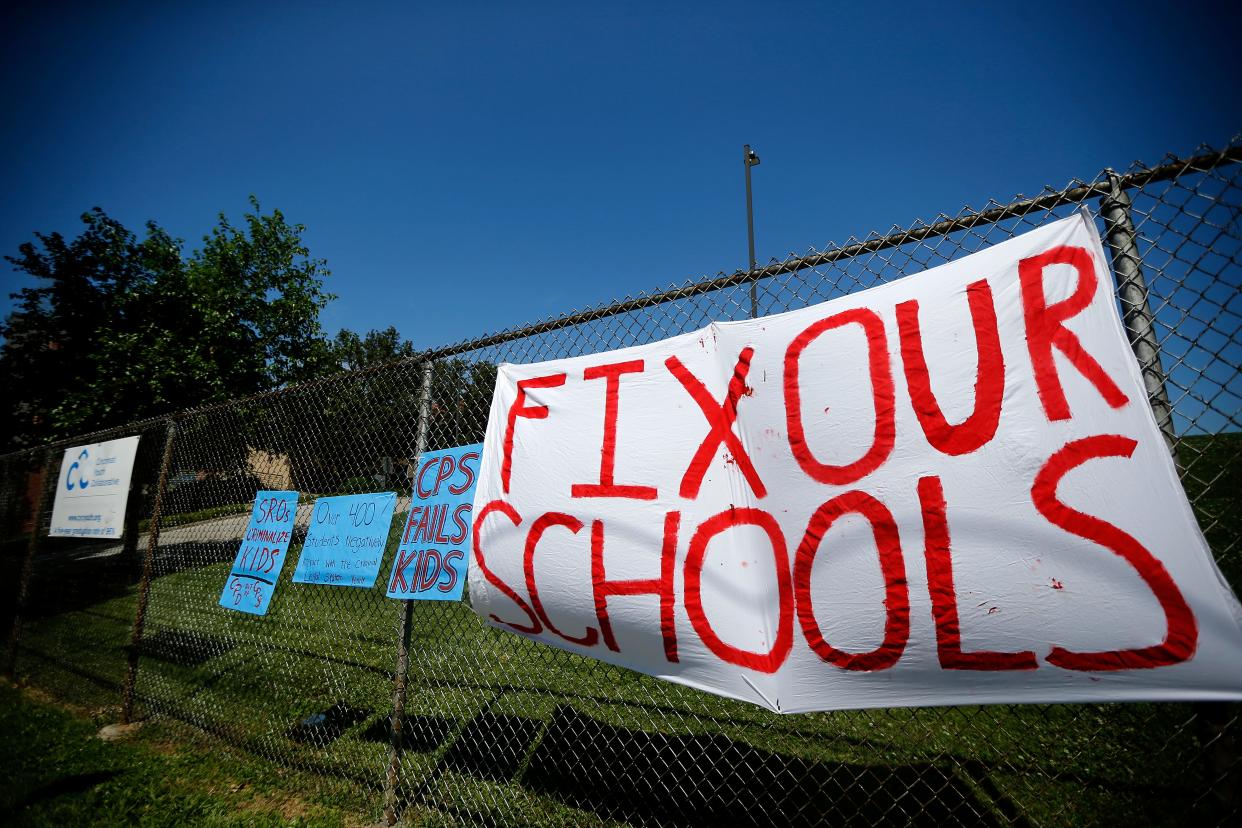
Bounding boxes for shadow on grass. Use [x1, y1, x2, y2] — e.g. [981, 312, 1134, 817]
[287, 702, 372, 746]
[10, 538, 239, 628]
[131, 697, 384, 793]
[529, 705, 999, 826]
[15, 644, 123, 694]
[396, 704, 1007, 827]
[442, 712, 543, 783]
[133, 629, 236, 666]
[363, 713, 456, 752]
[15, 770, 122, 809]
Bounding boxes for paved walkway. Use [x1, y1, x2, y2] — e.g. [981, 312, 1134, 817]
[73, 495, 413, 561]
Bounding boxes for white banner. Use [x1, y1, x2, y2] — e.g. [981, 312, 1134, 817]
[467, 211, 1242, 713]
[48, 436, 140, 538]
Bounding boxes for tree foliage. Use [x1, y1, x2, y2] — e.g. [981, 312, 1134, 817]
[1, 203, 499, 492]
[329, 326, 416, 371]
[250, 327, 497, 493]
[0, 199, 335, 449]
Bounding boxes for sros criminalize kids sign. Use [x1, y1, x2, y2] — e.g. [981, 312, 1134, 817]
[466, 212, 1242, 713]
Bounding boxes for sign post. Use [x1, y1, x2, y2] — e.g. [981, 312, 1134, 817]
[122, 421, 175, 724]
[385, 359, 433, 826]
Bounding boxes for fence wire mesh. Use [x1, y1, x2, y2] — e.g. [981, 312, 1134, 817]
[2, 137, 1239, 826]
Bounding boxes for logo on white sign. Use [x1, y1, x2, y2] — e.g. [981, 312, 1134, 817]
[48, 436, 141, 539]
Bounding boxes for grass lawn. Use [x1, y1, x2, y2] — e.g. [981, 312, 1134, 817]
[7, 434, 1239, 826]
[0, 682, 356, 827]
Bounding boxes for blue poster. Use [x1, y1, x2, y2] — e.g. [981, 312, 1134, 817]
[386, 443, 482, 601]
[219, 491, 299, 615]
[292, 491, 397, 588]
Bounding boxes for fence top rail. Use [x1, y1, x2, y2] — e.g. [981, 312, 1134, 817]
[417, 142, 1241, 361]
[2, 138, 1238, 463]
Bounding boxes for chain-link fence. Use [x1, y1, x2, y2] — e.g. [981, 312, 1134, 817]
[2, 138, 1239, 826]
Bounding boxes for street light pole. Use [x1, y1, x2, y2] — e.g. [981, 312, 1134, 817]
[744, 144, 761, 318]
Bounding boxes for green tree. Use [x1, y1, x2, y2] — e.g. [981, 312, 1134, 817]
[329, 326, 416, 371]
[245, 327, 497, 493]
[183, 198, 335, 396]
[325, 327, 498, 453]
[284, 326, 423, 491]
[0, 199, 335, 449]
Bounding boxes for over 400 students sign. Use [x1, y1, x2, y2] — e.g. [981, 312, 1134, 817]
[467, 212, 1242, 713]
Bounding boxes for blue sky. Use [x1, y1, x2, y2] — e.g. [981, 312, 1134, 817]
[1, 1, 1238, 349]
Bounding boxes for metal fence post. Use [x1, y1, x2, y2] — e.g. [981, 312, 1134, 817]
[385, 360, 434, 825]
[4, 448, 53, 679]
[121, 419, 177, 723]
[1100, 175, 1236, 816]
[1099, 171, 1177, 453]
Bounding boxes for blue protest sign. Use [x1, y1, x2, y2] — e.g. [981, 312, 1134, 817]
[386, 443, 482, 601]
[292, 491, 397, 588]
[219, 491, 299, 615]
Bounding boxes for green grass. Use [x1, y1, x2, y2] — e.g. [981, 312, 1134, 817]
[1180, 433, 1242, 589]
[14, 559, 1226, 825]
[0, 682, 353, 827]
[9, 433, 1240, 825]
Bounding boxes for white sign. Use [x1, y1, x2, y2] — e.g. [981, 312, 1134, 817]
[48, 436, 141, 538]
[467, 211, 1242, 713]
